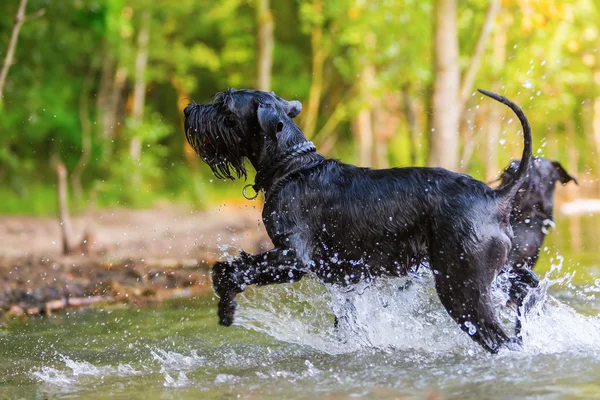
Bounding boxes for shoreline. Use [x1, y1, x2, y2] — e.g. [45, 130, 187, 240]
[0, 204, 269, 318]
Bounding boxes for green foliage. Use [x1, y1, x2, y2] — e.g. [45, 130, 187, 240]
[0, 0, 598, 214]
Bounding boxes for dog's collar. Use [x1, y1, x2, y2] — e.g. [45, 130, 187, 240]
[266, 159, 326, 200]
[243, 141, 317, 200]
[270, 141, 316, 174]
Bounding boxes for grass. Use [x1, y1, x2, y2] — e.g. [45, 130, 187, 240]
[0, 173, 258, 216]
[0, 183, 59, 215]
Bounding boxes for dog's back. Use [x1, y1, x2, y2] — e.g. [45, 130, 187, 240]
[263, 161, 502, 284]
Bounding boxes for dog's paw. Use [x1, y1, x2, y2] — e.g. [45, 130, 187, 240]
[508, 268, 540, 307]
[513, 268, 539, 288]
[504, 336, 523, 351]
[211, 262, 242, 296]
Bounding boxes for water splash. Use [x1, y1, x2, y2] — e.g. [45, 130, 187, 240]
[29, 256, 600, 394]
[31, 355, 142, 388]
[164, 371, 191, 387]
[237, 258, 600, 357]
[236, 273, 475, 355]
[150, 348, 205, 373]
[518, 258, 600, 355]
[31, 366, 76, 387]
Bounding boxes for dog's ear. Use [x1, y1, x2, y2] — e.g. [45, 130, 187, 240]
[257, 103, 284, 138]
[183, 102, 197, 119]
[551, 161, 578, 185]
[286, 100, 302, 118]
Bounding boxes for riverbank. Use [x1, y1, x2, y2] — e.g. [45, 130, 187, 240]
[0, 203, 269, 317]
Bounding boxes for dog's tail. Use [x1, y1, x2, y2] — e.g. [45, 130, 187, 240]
[478, 89, 532, 203]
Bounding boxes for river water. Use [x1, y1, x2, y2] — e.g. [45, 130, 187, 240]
[1, 213, 600, 399]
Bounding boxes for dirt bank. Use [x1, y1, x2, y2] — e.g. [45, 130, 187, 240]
[0, 202, 269, 317]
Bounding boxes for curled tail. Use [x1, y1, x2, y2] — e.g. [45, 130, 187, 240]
[478, 89, 532, 202]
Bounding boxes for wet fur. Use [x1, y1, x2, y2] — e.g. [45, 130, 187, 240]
[499, 158, 578, 270]
[184, 88, 532, 354]
[497, 158, 577, 320]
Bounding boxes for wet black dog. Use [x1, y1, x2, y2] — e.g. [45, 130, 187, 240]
[498, 158, 577, 311]
[500, 158, 577, 270]
[183, 88, 533, 353]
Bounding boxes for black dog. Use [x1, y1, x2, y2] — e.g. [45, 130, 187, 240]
[500, 158, 577, 270]
[184, 88, 533, 353]
[498, 158, 577, 311]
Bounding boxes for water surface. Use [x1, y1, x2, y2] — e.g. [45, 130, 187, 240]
[1, 214, 600, 399]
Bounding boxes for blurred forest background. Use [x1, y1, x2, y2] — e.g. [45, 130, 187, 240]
[1, 0, 599, 217]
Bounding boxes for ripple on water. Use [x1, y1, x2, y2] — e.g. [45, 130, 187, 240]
[31, 355, 143, 388]
[150, 348, 205, 373]
[29, 257, 600, 395]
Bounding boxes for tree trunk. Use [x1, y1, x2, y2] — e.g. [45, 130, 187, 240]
[0, 0, 28, 106]
[567, 112, 583, 252]
[484, 17, 507, 182]
[355, 109, 374, 167]
[593, 89, 600, 174]
[566, 113, 583, 253]
[256, 0, 274, 91]
[95, 40, 127, 163]
[459, 106, 481, 172]
[171, 76, 197, 168]
[457, 0, 500, 118]
[56, 161, 75, 255]
[402, 89, 420, 165]
[111, 68, 128, 142]
[594, 48, 600, 174]
[70, 68, 94, 209]
[312, 102, 344, 146]
[564, 117, 580, 205]
[354, 60, 376, 167]
[429, 0, 460, 170]
[319, 132, 339, 157]
[97, 45, 115, 140]
[302, 0, 327, 139]
[129, 10, 150, 164]
[373, 105, 389, 169]
[458, 0, 501, 172]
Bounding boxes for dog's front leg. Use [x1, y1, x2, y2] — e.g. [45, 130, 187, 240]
[506, 267, 539, 337]
[211, 248, 305, 326]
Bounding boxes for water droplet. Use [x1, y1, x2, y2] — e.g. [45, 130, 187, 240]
[464, 321, 477, 336]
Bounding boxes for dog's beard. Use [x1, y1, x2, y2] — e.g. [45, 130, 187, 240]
[184, 103, 247, 180]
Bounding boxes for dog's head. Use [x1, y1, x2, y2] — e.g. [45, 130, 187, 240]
[183, 89, 302, 180]
[500, 157, 578, 216]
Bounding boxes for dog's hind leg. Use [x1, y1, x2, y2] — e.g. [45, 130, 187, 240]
[429, 235, 517, 353]
[212, 248, 306, 326]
